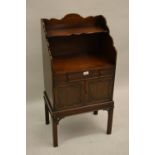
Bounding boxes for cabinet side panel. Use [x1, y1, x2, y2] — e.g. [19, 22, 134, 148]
[103, 34, 117, 65]
[41, 20, 54, 108]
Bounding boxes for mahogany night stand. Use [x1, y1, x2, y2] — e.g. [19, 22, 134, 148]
[41, 13, 117, 147]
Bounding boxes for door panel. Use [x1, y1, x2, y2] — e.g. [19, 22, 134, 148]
[54, 82, 84, 110]
[87, 78, 113, 104]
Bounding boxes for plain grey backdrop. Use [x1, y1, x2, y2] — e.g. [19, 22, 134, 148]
[27, 0, 128, 154]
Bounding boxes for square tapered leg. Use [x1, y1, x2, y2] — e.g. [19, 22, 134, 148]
[107, 107, 114, 134]
[52, 117, 58, 147]
[93, 111, 98, 115]
[44, 97, 50, 125]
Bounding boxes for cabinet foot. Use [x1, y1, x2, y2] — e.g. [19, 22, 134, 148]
[106, 107, 114, 134]
[93, 111, 98, 115]
[44, 97, 50, 125]
[52, 117, 58, 147]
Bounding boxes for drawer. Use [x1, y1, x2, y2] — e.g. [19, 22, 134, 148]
[98, 69, 115, 76]
[53, 68, 114, 85]
[67, 70, 99, 81]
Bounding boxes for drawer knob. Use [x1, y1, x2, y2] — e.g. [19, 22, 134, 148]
[83, 71, 89, 76]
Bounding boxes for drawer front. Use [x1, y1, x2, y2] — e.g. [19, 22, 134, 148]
[54, 68, 114, 84]
[86, 77, 113, 104]
[98, 69, 115, 76]
[67, 70, 99, 81]
[54, 81, 85, 110]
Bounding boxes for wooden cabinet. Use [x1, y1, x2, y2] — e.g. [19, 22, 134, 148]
[41, 14, 117, 147]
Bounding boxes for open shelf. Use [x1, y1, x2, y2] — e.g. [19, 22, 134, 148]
[46, 26, 108, 37]
[53, 54, 114, 74]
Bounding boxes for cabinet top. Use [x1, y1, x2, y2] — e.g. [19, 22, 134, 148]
[42, 13, 109, 37]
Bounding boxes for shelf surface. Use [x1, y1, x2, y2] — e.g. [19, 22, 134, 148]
[47, 26, 107, 37]
[53, 54, 114, 74]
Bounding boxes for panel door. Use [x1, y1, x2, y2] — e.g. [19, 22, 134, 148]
[54, 81, 85, 110]
[87, 77, 113, 104]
